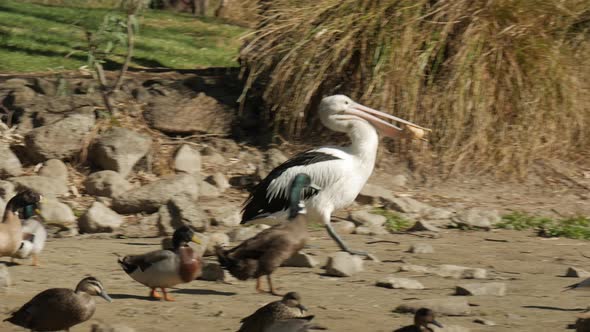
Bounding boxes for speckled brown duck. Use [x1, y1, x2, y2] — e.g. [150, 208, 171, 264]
[216, 173, 317, 295]
[0, 190, 42, 259]
[394, 308, 443, 332]
[4, 276, 112, 332]
[118, 225, 202, 301]
[238, 292, 310, 332]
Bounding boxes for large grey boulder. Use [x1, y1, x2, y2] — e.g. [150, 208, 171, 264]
[452, 208, 501, 229]
[0, 144, 22, 178]
[324, 252, 364, 277]
[78, 201, 124, 233]
[9, 175, 68, 197]
[173, 144, 201, 175]
[24, 113, 95, 162]
[85, 170, 133, 198]
[112, 174, 199, 214]
[39, 198, 76, 228]
[90, 127, 151, 177]
[166, 195, 208, 232]
[38, 159, 68, 181]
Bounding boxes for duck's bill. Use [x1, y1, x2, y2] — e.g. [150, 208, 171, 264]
[100, 291, 113, 302]
[431, 319, 443, 328]
[191, 235, 202, 245]
[347, 102, 430, 140]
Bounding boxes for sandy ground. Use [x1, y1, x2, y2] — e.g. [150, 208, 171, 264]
[2, 228, 590, 332]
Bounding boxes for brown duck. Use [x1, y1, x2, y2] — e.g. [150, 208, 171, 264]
[238, 292, 311, 332]
[0, 190, 42, 259]
[4, 276, 112, 331]
[216, 173, 318, 295]
[394, 308, 443, 332]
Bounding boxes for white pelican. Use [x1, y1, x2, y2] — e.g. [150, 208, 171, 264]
[241, 95, 428, 255]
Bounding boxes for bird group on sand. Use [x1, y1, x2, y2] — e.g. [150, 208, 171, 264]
[1, 95, 440, 331]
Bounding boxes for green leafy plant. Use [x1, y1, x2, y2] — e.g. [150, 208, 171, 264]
[371, 208, 411, 232]
[498, 212, 590, 240]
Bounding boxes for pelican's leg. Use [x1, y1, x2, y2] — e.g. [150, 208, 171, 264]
[267, 275, 283, 297]
[323, 215, 368, 256]
[161, 288, 175, 302]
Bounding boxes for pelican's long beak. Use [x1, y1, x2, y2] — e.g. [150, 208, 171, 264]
[346, 102, 430, 140]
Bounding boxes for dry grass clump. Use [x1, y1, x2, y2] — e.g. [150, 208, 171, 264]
[239, 0, 590, 175]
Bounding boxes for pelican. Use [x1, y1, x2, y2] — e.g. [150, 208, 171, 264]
[241, 95, 428, 255]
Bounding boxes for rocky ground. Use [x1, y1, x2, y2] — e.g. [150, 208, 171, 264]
[0, 72, 590, 332]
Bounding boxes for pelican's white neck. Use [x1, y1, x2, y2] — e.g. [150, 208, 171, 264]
[347, 120, 380, 166]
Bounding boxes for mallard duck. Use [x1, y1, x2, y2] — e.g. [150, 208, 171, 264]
[0, 190, 42, 259]
[216, 173, 317, 295]
[4, 276, 112, 332]
[11, 204, 46, 266]
[238, 292, 310, 332]
[118, 225, 202, 301]
[394, 308, 443, 332]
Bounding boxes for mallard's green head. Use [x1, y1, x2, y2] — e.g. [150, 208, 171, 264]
[172, 225, 201, 249]
[288, 174, 320, 219]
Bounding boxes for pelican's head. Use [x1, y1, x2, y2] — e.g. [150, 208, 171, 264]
[318, 95, 427, 139]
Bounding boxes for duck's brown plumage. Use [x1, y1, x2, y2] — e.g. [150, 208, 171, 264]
[238, 292, 309, 332]
[0, 190, 41, 258]
[4, 276, 111, 331]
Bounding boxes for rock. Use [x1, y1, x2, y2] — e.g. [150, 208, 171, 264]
[455, 282, 506, 296]
[24, 113, 95, 163]
[407, 220, 441, 232]
[144, 94, 233, 134]
[34, 78, 57, 96]
[0, 265, 11, 287]
[391, 174, 408, 187]
[332, 221, 356, 234]
[166, 195, 208, 232]
[387, 196, 430, 214]
[394, 297, 471, 316]
[0, 180, 15, 200]
[85, 170, 133, 198]
[376, 277, 424, 290]
[408, 243, 434, 254]
[354, 225, 387, 236]
[432, 325, 471, 332]
[9, 175, 68, 197]
[473, 318, 496, 326]
[452, 208, 501, 230]
[38, 159, 68, 181]
[434, 265, 487, 279]
[173, 144, 201, 175]
[227, 226, 261, 242]
[0, 144, 22, 178]
[399, 264, 432, 274]
[39, 198, 76, 228]
[265, 148, 288, 170]
[205, 172, 230, 192]
[282, 252, 319, 268]
[200, 181, 220, 198]
[2, 83, 36, 108]
[199, 262, 234, 282]
[78, 201, 124, 233]
[566, 267, 590, 278]
[156, 205, 174, 236]
[91, 322, 136, 332]
[324, 252, 364, 277]
[90, 127, 152, 177]
[112, 174, 199, 214]
[423, 207, 455, 221]
[349, 210, 387, 227]
[210, 209, 241, 227]
[204, 232, 230, 256]
[356, 184, 397, 205]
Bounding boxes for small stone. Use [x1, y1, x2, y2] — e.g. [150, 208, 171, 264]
[173, 144, 201, 175]
[456, 282, 506, 296]
[91, 322, 136, 332]
[282, 252, 319, 268]
[354, 225, 387, 236]
[432, 325, 471, 332]
[78, 201, 124, 233]
[227, 226, 261, 242]
[204, 232, 230, 256]
[90, 127, 152, 177]
[394, 297, 471, 316]
[0, 180, 15, 200]
[566, 267, 590, 278]
[205, 172, 230, 192]
[10, 175, 68, 197]
[34, 78, 57, 96]
[355, 184, 397, 205]
[423, 207, 455, 221]
[387, 196, 431, 214]
[209, 208, 241, 227]
[376, 277, 424, 290]
[85, 170, 133, 198]
[332, 221, 355, 234]
[200, 181, 220, 198]
[408, 243, 434, 254]
[0, 144, 22, 178]
[349, 210, 387, 227]
[39, 199, 76, 227]
[473, 318, 496, 326]
[324, 252, 364, 277]
[452, 208, 501, 230]
[399, 264, 432, 274]
[38, 159, 68, 181]
[199, 262, 234, 282]
[407, 221, 441, 232]
[435, 265, 487, 279]
[391, 174, 408, 187]
[0, 265, 11, 287]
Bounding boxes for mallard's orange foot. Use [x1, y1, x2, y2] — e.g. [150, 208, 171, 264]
[161, 288, 175, 301]
[149, 288, 162, 299]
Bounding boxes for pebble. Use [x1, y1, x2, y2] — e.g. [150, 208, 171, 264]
[324, 252, 364, 277]
[566, 267, 590, 278]
[395, 297, 471, 316]
[332, 221, 356, 234]
[473, 318, 496, 326]
[408, 243, 434, 254]
[173, 144, 201, 175]
[282, 251, 319, 268]
[455, 282, 506, 296]
[349, 210, 386, 227]
[434, 265, 487, 279]
[376, 277, 424, 290]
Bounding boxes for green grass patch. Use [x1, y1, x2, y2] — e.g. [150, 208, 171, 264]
[0, 0, 247, 72]
[371, 208, 412, 232]
[497, 212, 590, 240]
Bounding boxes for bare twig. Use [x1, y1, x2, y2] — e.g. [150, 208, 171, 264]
[113, 14, 135, 92]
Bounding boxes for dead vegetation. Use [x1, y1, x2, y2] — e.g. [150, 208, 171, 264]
[239, 0, 590, 176]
